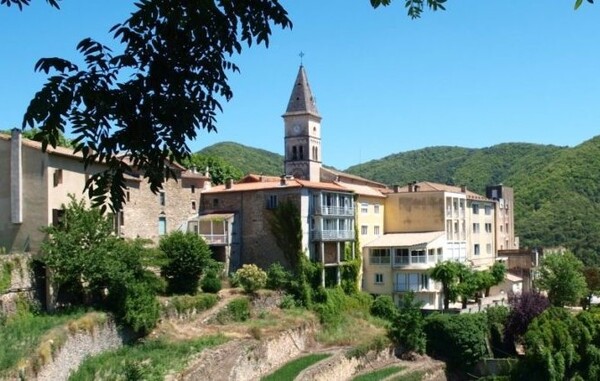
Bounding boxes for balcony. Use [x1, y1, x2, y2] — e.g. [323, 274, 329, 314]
[314, 205, 354, 216]
[393, 254, 442, 267]
[199, 234, 228, 245]
[311, 229, 354, 241]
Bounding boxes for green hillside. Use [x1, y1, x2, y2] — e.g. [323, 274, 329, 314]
[197, 142, 284, 176]
[198, 138, 600, 265]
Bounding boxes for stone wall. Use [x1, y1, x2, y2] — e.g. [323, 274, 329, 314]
[0, 253, 36, 316]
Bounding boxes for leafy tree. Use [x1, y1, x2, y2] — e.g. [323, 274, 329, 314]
[160, 231, 214, 295]
[41, 195, 160, 333]
[267, 200, 302, 272]
[184, 153, 243, 185]
[504, 291, 550, 350]
[582, 266, 600, 309]
[388, 292, 426, 355]
[424, 312, 489, 370]
[13, 0, 291, 212]
[429, 261, 461, 310]
[535, 251, 588, 307]
[516, 307, 600, 381]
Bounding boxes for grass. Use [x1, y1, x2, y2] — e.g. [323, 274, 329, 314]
[261, 353, 331, 381]
[69, 334, 227, 381]
[352, 365, 405, 381]
[390, 370, 426, 381]
[0, 308, 87, 376]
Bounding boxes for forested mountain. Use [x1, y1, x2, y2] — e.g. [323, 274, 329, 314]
[196, 142, 284, 176]
[198, 137, 600, 265]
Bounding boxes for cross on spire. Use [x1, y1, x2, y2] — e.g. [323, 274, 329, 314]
[299, 51, 305, 65]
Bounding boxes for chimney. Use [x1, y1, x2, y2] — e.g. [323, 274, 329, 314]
[393, 185, 400, 193]
[11, 128, 23, 224]
[461, 185, 467, 193]
[408, 183, 413, 192]
[280, 175, 287, 186]
[225, 178, 233, 189]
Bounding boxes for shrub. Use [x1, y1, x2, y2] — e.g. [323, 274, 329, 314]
[159, 231, 213, 295]
[216, 297, 250, 323]
[314, 287, 347, 326]
[371, 295, 398, 321]
[169, 294, 218, 315]
[424, 312, 489, 369]
[235, 264, 267, 294]
[201, 269, 222, 294]
[388, 292, 426, 355]
[486, 305, 510, 358]
[121, 282, 160, 335]
[279, 294, 297, 309]
[266, 262, 291, 290]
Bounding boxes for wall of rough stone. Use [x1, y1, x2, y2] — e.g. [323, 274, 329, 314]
[298, 348, 395, 381]
[34, 320, 124, 381]
[0, 253, 36, 316]
[178, 323, 316, 381]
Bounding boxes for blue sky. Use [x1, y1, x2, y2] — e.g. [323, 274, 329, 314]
[1, 1, 599, 170]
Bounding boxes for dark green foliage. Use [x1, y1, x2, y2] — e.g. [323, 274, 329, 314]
[159, 231, 214, 295]
[536, 252, 588, 307]
[515, 308, 600, 381]
[424, 312, 489, 370]
[583, 266, 600, 309]
[388, 292, 426, 354]
[184, 153, 243, 185]
[313, 288, 372, 327]
[485, 306, 510, 358]
[340, 250, 361, 295]
[279, 294, 297, 309]
[217, 297, 250, 324]
[196, 142, 284, 177]
[371, 295, 398, 321]
[200, 269, 222, 294]
[287, 256, 322, 308]
[266, 262, 291, 290]
[119, 282, 160, 335]
[267, 200, 302, 271]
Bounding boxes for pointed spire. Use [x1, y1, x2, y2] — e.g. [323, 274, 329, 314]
[284, 65, 320, 117]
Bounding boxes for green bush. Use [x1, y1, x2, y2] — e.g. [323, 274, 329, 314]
[160, 231, 213, 295]
[280, 294, 297, 309]
[121, 282, 160, 335]
[201, 269, 222, 293]
[235, 264, 267, 294]
[266, 262, 291, 290]
[217, 297, 250, 323]
[388, 292, 426, 354]
[424, 312, 489, 369]
[371, 295, 398, 321]
[485, 305, 510, 358]
[169, 294, 218, 315]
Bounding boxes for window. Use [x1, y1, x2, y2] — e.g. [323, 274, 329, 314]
[486, 243, 492, 254]
[187, 221, 198, 234]
[361, 203, 369, 213]
[394, 248, 409, 265]
[158, 216, 167, 235]
[474, 244, 480, 255]
[292, 146, 297, 160]
[412, 250, 426, 263]
[191, 185, 196, 194]
[126, 190, 130, 202]
[505, 223, 509, 234]
[500, 225, 503, 232]
[53, 169, 63, 187]
[473, 223, 480, 234]
[361, 225, 368, 235]
[191, 200, 197, 211]
[396, 273, 429, 291]
[485, 223, 492, 233]
[374, 204, 380, 214]
[213, 198, 219, 208]
[472, 203, 479, 214]
[374, 225, 380, 235]
[370, 249, 390, 264]
[159, 192, 166, 206]
[375, 273, 384, 284]
[266, 195, 278, 209]
[52, 209, 65, 227]
[485, 205, 492, 215]
[299, 146, 304, 160]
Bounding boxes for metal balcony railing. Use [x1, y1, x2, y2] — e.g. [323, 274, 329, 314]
[311, 229, 354, 241]
[199, 234, 228, 245]
[314, 205, 355, 216]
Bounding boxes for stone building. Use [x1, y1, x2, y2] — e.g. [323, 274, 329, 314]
[0, 129, 209, 253]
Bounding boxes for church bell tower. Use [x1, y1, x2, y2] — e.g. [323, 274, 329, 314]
[282, 65, 322, 182]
